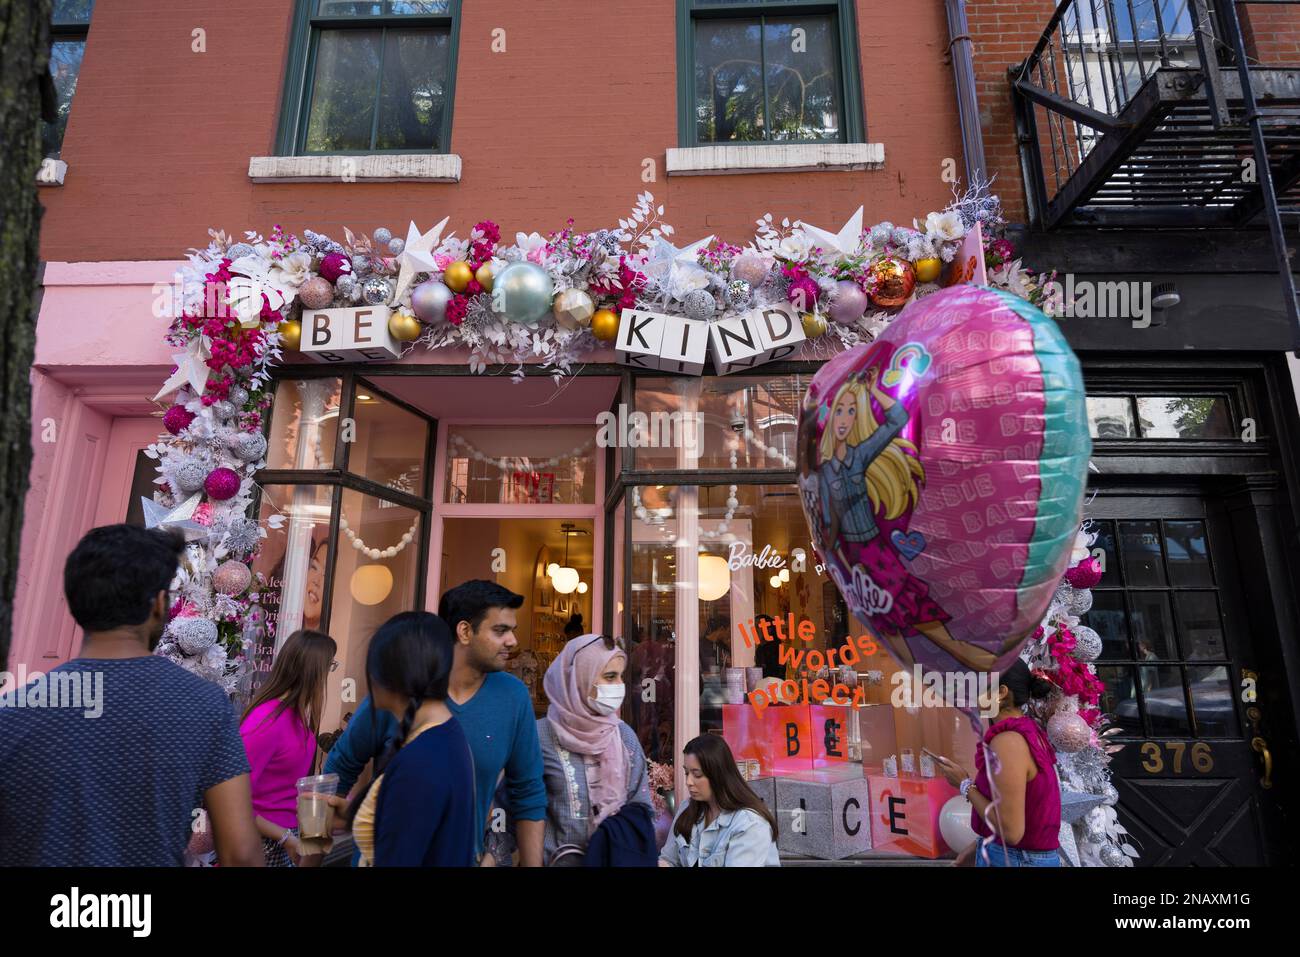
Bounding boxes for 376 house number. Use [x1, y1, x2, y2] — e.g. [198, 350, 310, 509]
[1139, 741, 1214, 773]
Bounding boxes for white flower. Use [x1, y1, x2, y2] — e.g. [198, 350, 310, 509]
[515, 231, 548, 255]
[925, 210, 966, 242]
[779, 232, 812, 261]
[667, 264, 711, 299]
[270, 250, 313, 288]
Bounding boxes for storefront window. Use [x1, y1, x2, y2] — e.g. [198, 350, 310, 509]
[248, 484, 336, 695]
[266, 378, 342, 470]
[444, 425, 595, 504]
[1086, 393, 1234, 440]
[625, 482, 874, 762]
[631, 376, 806, 471]
[349, 387, 428, 491]
[327, 489, 424, 731]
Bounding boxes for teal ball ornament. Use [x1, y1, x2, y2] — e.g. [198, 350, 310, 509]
[494, 261, 554, 326]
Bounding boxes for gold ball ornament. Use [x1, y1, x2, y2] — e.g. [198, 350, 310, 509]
[913, 257, 942, 284]
[553, 288, 596, 330]
[444, 261, 473, 293]
[801, 312, 827, 339]
[474, 263, 494, 292]
[388, 310, 423, 342]
[869, 256, 918, 309]
[591, 308, 620, 342]
[279, 319, 302, 350]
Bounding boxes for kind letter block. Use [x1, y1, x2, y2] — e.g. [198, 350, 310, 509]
[775, 766, 872, 860]
[866, 773, 959, 859]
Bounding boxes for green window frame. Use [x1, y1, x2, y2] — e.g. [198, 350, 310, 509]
[675, 0, 865, 147]
[274, 0, 462, 156]
[44, 0, 95, 159]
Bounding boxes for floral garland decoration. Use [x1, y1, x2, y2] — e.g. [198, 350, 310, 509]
[1021, 525, 1139, 867]
[152, 188, 1058, 692]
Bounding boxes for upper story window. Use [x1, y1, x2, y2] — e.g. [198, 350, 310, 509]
[277, 0, 459, 155]
[44, 0, 94, 159]
[678, 0, 863, 146]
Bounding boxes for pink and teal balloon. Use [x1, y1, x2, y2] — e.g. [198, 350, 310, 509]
[797, 285, 1090, 697]
[828, 279, 868, 325]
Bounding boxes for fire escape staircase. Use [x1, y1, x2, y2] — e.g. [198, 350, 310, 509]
[1011, 0, 1300, 338]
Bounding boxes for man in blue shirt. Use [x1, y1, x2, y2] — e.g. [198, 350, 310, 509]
[326, 580, 546, 866]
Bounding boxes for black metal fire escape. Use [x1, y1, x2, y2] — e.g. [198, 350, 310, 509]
[1011, 0, 1300, 342]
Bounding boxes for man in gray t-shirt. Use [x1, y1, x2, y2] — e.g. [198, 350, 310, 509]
[0, 525, 264, 867]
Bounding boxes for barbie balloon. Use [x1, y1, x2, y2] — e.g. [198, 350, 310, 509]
[797, 285, 1090, 678]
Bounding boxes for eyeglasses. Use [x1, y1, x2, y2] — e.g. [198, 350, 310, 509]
[330, 659, 340, 673]
[577, 634, 623, 654]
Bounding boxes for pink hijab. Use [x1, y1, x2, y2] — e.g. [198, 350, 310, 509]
[544, 634, 628, 826]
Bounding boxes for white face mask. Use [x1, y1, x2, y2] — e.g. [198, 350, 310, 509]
[591, 683, 625, 715]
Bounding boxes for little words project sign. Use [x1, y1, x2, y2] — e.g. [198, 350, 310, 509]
[615, 302, 806, 375]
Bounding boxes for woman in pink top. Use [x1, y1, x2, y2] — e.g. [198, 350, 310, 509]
[239, 629, 337, 867]
[936, 659, 1061, 867]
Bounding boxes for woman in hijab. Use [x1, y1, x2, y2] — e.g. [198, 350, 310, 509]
[535, 633, 653, 865]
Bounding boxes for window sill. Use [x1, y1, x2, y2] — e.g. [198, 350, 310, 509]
[247, 153, 462, 184]
[665, 143, 884, 176]
[37, 158, 67, 186]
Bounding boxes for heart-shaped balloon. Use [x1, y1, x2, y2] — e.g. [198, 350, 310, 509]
[797, 285, 1090, 687]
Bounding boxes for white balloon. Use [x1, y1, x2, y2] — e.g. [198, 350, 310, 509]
[939, 794, 978, 854]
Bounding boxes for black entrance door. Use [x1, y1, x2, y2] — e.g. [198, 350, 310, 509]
[1082, 489, 1282, 865]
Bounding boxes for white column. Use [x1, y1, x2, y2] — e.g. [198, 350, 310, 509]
[673, 380, 701, 800]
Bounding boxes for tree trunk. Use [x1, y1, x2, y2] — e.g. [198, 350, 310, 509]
[0, 0, 52, 669]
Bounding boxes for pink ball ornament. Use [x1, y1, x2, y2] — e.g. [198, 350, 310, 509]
[1065, 555, 1104, 590]
[204, 467, 241, 501]
[1047, 711, 1092, 752]
[163, 405, 195, 435]
[298, 276, 335, 309]
[731, 252, 771, 287]
[212, 560, 252, 596]
[318, 252, 352, 283]
[786, 276, 820, 313]
[828, 279, 868, 325]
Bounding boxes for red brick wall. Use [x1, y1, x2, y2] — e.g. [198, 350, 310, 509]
[40, 0, 965, 262]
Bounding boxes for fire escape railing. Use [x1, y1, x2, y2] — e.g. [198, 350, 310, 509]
[1011, 0, 1300, 348]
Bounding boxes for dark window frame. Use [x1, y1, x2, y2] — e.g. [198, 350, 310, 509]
[274, 0, 462, 156]
[676, 0, 866, 147]
[44, 1, 95, 159]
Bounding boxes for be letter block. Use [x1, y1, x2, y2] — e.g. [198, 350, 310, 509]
[866, 773, 959, 859]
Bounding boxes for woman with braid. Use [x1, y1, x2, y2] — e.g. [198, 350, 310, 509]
[345, 612, 476, 867]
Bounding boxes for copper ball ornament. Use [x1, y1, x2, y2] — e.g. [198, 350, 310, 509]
[1047, 711, 1092, 753]
[298, 276, 335, 310]
[914, 256, 942, 284]
[444, 261, 473, 293]
[869, 257, 917, 309]
[213, 560, 252, 596]
[591, 308, 620, 342]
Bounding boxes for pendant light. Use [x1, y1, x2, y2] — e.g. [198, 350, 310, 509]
[550, 523, 582, 595]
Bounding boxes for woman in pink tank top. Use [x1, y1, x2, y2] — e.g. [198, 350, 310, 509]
[936, 659, 1062, 867]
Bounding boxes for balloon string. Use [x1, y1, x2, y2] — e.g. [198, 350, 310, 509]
[976, 739, 1019, 868]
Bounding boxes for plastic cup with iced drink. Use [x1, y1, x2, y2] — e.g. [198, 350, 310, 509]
[296, 773, 339, 839]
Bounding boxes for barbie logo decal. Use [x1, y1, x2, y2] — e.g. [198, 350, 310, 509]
[828, 563, 894, 616]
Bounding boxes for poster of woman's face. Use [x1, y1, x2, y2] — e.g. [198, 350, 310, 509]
[303, 536, 328, 630]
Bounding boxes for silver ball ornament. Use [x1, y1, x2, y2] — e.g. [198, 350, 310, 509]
[1072, 625, 1102, 661]
[1099, 843, 1127, 867]
[223, 518, 260, 555]
[227, 242, 254, 261]
[683, 288, 716, 321]
[387, 237, 405, 256]
[170, 617, 218, 655]
[493, 261, 555, 325]
[210, 400, 237, 421]
[227, 385, 250, 408]
[352, 254, 372, 276]
[411, 280, 455, 323]
[334, 274, 355, 296]
[362, 276, 394, 305]
[174, 460, 208, 494]
[230, 431, 268, 463]
[1101, 783, 1120, 807]
[372, 227, 392, 246]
